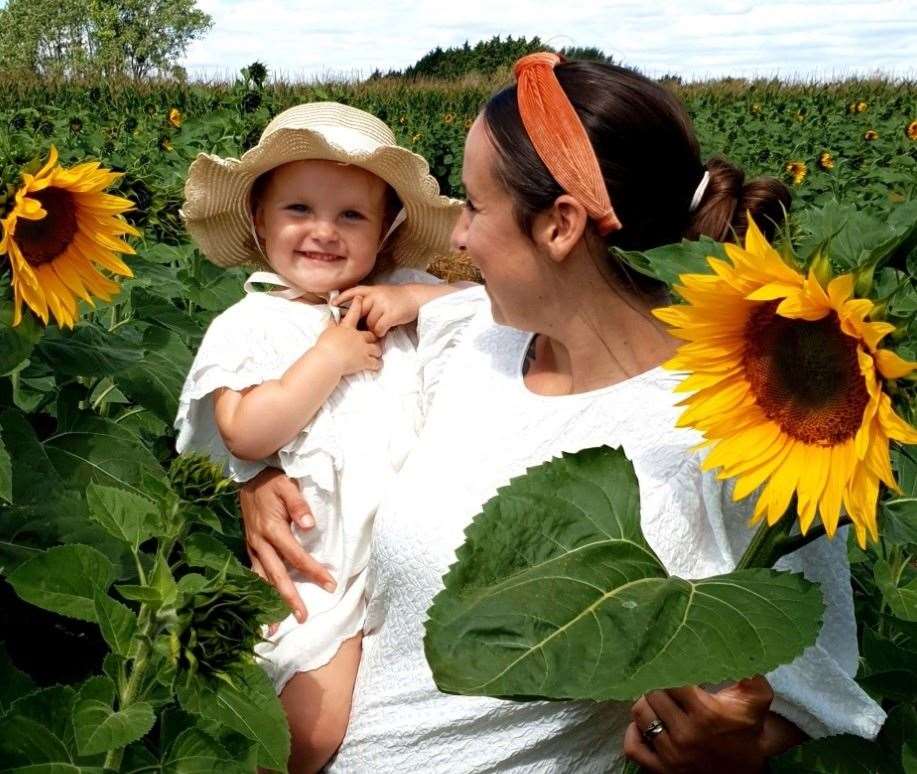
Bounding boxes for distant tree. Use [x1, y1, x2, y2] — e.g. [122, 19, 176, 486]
[390, 36, 617, 80]
[558, 46, 615, 64]
[401, 35, 551, 79]
[0, 0, 212, 79]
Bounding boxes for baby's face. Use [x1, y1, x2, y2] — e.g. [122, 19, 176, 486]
[254, 159, 389, 294]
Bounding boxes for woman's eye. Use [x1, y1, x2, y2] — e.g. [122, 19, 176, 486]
[464, 200, 477, 213]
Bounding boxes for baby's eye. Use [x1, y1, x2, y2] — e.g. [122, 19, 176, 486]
[342, 210, 365, 220]
[286, 204, 310, 213]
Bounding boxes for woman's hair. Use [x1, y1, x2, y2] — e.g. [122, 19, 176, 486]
[482, 60, 791, 295]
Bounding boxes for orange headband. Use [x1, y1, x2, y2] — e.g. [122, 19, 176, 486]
[512, 52, 621, 235]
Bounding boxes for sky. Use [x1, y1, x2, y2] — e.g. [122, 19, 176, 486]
[181, 0, 917, 83]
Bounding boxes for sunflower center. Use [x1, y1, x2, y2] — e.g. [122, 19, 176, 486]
[742, 302, 869, 445]
[15, 187, 78, 266]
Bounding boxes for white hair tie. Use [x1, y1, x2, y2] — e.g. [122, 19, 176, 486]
[689, 170, 710, 213]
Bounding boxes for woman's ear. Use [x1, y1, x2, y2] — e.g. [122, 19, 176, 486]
[532, 194, 589, 263]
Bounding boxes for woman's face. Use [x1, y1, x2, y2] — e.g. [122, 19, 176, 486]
[254, 159, 388, 294]
[451, 117, 552, 329]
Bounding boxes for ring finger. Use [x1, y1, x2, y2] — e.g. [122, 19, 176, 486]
[631, 696, 674, 757]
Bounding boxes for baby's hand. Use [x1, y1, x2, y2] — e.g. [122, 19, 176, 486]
[314, 297, 382, 376]
[336, 284, 421, 337]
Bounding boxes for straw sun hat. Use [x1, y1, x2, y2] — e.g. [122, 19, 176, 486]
[181, 102, 463, 269]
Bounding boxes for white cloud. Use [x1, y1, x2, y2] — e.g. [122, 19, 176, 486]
[181, 0, 917, 81]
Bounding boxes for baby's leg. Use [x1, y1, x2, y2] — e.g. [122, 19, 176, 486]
[280, 633, 363, 774]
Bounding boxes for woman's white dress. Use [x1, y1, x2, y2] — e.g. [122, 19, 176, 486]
[331, 285, 885, 773]
[174, 268, 434, 692]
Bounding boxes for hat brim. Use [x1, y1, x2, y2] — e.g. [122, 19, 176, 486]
[181, 127, 463, 269]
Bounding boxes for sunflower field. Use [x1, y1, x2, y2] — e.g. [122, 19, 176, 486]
[1, 66, 916, 772]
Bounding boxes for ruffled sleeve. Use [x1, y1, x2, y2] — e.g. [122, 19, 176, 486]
[716, 481, 886, 740]
[415, 284, 488, 422]
[174, 295, 332, 483]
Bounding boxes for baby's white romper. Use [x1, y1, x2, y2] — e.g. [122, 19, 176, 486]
[174, 268, 433, 692]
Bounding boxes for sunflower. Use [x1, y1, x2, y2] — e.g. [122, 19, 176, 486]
[864, 129, 879, 141]
[856, 100, 868, 113]
[443, 113, 455, 125]
[818, 152, 835, 171]
[906, 120, 917, 141]
[168, 107, 183, 128]
[785, 160, 808, 186]
[0, 146, 138, 328]
[653, 217, 917, 547]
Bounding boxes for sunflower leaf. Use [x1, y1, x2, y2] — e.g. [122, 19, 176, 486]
[32, 323, 143, 377]
[112, 325, 193, 424]
[7, 544, 115, 623]
[0, 297, 42, 376]
[176, 664, 290, 772]
[424, 446, 824, 701]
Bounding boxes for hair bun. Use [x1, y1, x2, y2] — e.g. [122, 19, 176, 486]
[688, 156, 790, 243]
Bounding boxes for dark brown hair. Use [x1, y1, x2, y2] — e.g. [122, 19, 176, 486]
[482, 60, 791, 294]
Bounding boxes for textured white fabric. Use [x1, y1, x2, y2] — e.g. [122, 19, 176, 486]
[332, 285, 886, 773]
[174, 267, 438, 691]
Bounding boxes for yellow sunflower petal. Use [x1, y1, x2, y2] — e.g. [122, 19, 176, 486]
[875, 348, 917, 379]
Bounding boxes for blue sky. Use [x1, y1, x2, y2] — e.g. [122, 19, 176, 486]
[181, 0, 917, 82]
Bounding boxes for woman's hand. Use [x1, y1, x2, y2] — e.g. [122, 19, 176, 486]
[623, 675, 806, 773]
[314, 297, 382, 375]
[239, 467, 337, 627]
[336, 284, 420, 337]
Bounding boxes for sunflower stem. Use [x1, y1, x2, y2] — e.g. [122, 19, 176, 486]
[736, 511, 854, 570]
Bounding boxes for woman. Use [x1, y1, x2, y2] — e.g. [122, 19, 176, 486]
[240, 54, 885, 772]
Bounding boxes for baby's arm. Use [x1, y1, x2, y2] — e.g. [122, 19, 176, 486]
[336, 281, 472, 337]
[213, 299, 381, 461]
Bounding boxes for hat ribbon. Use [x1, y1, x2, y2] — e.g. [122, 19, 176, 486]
[243, 271, 343, 322]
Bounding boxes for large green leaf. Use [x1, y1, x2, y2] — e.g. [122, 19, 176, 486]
[93, 591, 138, 657]
[613, 236, 728, 288]
[7, 545, 115, 623]
[0, 297, 42, 376]
[161, 728, 251, 774]
[4, 685, 78, 755]
[85, 482, 162, 549]
[875, 560, 917, 622]
[43, 414, 169, 496]
[424, 446, 824, 701]
[176, 664, 290, 772]
[113, 326, 193, 424]
[71, 678, 154, 757]
[32, 324, 143, 377]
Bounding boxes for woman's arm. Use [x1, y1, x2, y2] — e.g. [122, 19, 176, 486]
[214, 298, 381, 461]
[336, 282, 472, 337]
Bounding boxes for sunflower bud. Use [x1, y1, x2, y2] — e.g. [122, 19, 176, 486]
[809, 251, 833, 288]
[169, 453, 236, 505]
[853, 261, 876, 296]
[156, 569, 285, 685]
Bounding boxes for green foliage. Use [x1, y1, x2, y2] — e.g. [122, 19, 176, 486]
[399, 35, 556, 79]
[0, 0, 213, 80]
[425, 446, 825, 700]
[0, 66, 915, 771]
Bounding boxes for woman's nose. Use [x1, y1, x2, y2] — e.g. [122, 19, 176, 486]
[450, 209, 468, 252]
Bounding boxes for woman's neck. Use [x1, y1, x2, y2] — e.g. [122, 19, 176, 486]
[524, 282, 678, 396]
